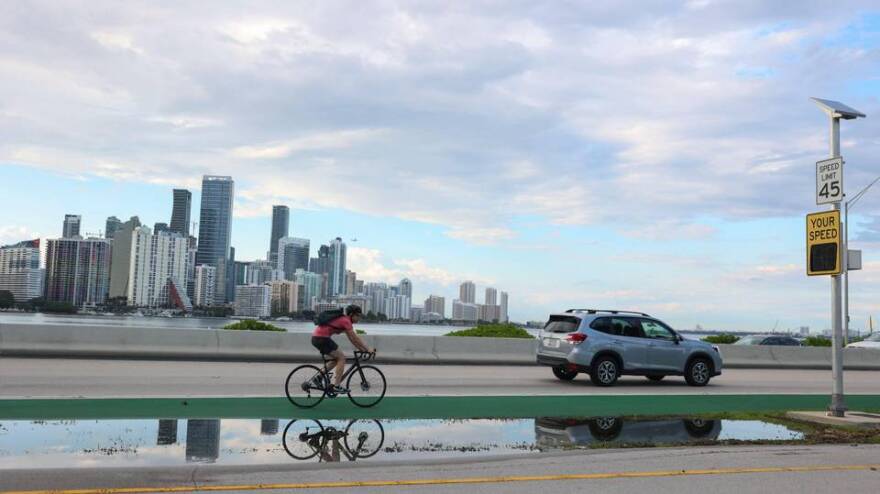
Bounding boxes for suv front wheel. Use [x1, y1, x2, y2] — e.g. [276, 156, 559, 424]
[552, 366, 578, 381]
[590, 356, 620, 386]
[685, 358, 712, 386]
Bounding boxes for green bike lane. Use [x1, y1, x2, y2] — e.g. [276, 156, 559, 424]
[3, 394, 880, 420]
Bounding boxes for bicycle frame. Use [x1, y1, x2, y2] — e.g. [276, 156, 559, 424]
[318, 351, 376, 387]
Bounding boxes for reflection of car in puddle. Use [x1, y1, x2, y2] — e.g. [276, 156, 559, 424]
[282, 419, 385, 462]
[535, 417, 721, 449]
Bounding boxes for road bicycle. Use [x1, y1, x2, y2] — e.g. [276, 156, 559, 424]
[282, 419, 385, 461]
[285, 350, 387, 408]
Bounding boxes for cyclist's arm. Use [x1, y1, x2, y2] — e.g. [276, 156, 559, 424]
[344, 329, 372, 353]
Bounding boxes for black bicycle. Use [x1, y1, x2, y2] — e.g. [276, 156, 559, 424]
[282, 419, 385, 461]
[285, 350, 387, 408]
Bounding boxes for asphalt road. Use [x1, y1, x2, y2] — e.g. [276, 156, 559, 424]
[1, 444, 879, 493]
[2, 357, 879, 398]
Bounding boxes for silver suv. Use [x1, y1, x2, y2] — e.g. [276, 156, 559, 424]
[535, 309, 722, 386]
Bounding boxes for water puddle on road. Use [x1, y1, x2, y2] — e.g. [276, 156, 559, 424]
[0, 416, 803, 469]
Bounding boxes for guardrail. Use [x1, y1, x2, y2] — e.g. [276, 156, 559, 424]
[0, 324, 878, 369]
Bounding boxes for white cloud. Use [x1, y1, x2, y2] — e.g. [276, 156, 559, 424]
[347, 247, 491, 287]
[230, 129, 387, 159]
[0, 226, 41, 246]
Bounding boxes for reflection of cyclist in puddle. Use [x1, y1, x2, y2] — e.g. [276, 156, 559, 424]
[283, 419, 384, 462]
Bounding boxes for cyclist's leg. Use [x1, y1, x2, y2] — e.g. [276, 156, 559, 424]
[328, 349, 346, 387]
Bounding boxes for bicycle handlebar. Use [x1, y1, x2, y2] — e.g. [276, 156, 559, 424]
[354, 350, 377, 361]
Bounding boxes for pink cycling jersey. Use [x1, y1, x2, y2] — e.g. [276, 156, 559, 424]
[312, 316, 353, 338]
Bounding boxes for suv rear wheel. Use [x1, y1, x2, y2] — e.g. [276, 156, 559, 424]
[552, 366, 578, 381]
[685, 358, 712, 386]
[590, 355, 620, 386]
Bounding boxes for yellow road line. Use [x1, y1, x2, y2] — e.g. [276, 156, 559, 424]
[5, 464, 880, 494]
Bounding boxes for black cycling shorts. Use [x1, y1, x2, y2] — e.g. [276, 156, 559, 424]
[311, 336, 338, 355]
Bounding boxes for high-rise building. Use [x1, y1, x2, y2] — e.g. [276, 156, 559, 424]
[105, 216, 122, 239]
[247, 260, 283, 285]
[185, 419, 220, 463]
[157, 420, 178, 445]
[148, 231, 188, 307]
[109, 217, 149, 305]
[45, 238, 112, 307]
[196, 175, 234, 278]
[234, 284, 271, 318]
[185, 245, 197, 300]
[269, 280, 299, 315]
[62, 214, 81, 238]
[364, 282, 389, 315]
[0, 239, 43, 302]
[399, 278, 412, 299]
[170, 189, 192, 236]
[328, 238, 347, 297]
[410, 306, 424, 322]
[153, 222, 169, 234]
[295, 269, 323, 311]
[452, 300, 479, 322]
[346, 271, 358, 295]
[278, 237, 310, 280]
[485, 287, 497, 306]
[459, 281, 475, 304]
[269, 205, 289, 268]
[500, 291, 509, 323]
[479, 304, 501, 322]
[385, 294, 411, 320]
[424, 295, 446, 318]
[193, 265, 216, 307]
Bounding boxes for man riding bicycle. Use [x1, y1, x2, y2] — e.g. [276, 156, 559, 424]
[311, 304, 375, 395]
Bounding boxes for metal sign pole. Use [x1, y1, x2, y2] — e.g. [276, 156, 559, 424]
[829, 115, 846, 417]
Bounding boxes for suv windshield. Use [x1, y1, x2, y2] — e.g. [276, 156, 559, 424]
[734, 335, 765, 345]
[544, 315, 581, 333]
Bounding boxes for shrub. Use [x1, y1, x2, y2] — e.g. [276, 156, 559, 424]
[804, 336, 832, 347]
[223, 320, 286, 332]
[445, 323, 534, 339]
[702, 334, 740, 344]
[356, 329, 367, 335]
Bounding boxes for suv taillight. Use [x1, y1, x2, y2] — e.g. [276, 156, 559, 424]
[566, 333, 587, 344]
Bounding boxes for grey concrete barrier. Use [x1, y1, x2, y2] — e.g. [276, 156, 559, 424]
[1, 323, 879, 369]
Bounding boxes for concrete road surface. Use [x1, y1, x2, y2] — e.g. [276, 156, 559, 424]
[2, 357, 879, 398]
[1, 444, 879, 493]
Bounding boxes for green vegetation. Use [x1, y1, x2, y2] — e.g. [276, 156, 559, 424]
[701, 334, 740, 344]
[0, 290, 14, 309]
[445, 323, 534, 339]
[223, 320, 286, 332]
[356, 329, 367, 335]
[804, 335, 832, 347]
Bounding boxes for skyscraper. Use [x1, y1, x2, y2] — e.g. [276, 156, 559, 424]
[399, 278, 412, 299]
[170, 189, 192, 236]
[108, 220, 151, 306]
[62, 214, 81, 238]
[346, 271, 358, 295]
[269, 205, 289, 268]
[153, 222, 169, 234]
[105, 216, 122, 239]
[500, 291, 509, 323]
[193, 265, 216, 307]
[278, 237, 310, 280]
[424, 295, 445, 318]
[295, 269, 322, 311]
[196, 176, 234, 303]
[459, 281, 476, 304]
[328, 238, 347, 297]
[45, 238, 112, 307]
[0, 239, 43, 302]
[148, 231, 188, 307]
[485, 287, 497, 306]
[309, 244, 330, 275]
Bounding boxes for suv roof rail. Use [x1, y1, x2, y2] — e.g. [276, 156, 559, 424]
[564, 308, 651, 317]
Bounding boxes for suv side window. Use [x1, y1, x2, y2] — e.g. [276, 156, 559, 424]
[590, 317, 615, 335]
[612, 317, 643, 338]
[641, 319, 676, 341]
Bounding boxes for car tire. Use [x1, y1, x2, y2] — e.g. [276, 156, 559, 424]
[588, 417, 623, 441]
[683, 419, 717, 438]
[552, 366, 578, 381]
[685, 358, 712, 386]
[646, 375, 665, 382]
[590, 356, 620, 387]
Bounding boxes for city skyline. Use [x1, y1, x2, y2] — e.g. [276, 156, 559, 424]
[1, 3, 879, 329]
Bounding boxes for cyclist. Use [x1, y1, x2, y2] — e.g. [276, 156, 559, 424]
[311, 304, 374, 395]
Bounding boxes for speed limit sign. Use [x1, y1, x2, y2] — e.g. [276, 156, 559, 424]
[816, 157, 844, 205]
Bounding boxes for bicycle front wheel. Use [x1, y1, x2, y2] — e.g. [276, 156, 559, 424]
[282, 419, 325, 460]
[344, 419, 385, 458]
[346, 364, 387, 408]
[285, 364, 326, 408]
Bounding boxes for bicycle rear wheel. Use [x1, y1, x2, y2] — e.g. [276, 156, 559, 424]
[344, 419, 385, 458]
[285, 364, 326, 408]
[282, 419, 325, 460]
[346, 364, 386, 408]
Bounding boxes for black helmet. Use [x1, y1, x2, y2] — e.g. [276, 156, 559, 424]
[345, 304, 363, 316]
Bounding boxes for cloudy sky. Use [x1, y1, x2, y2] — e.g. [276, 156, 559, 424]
[2, 1, 879, 331]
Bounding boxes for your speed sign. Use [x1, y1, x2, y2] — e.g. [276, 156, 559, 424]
[816, 157, 844, 205]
